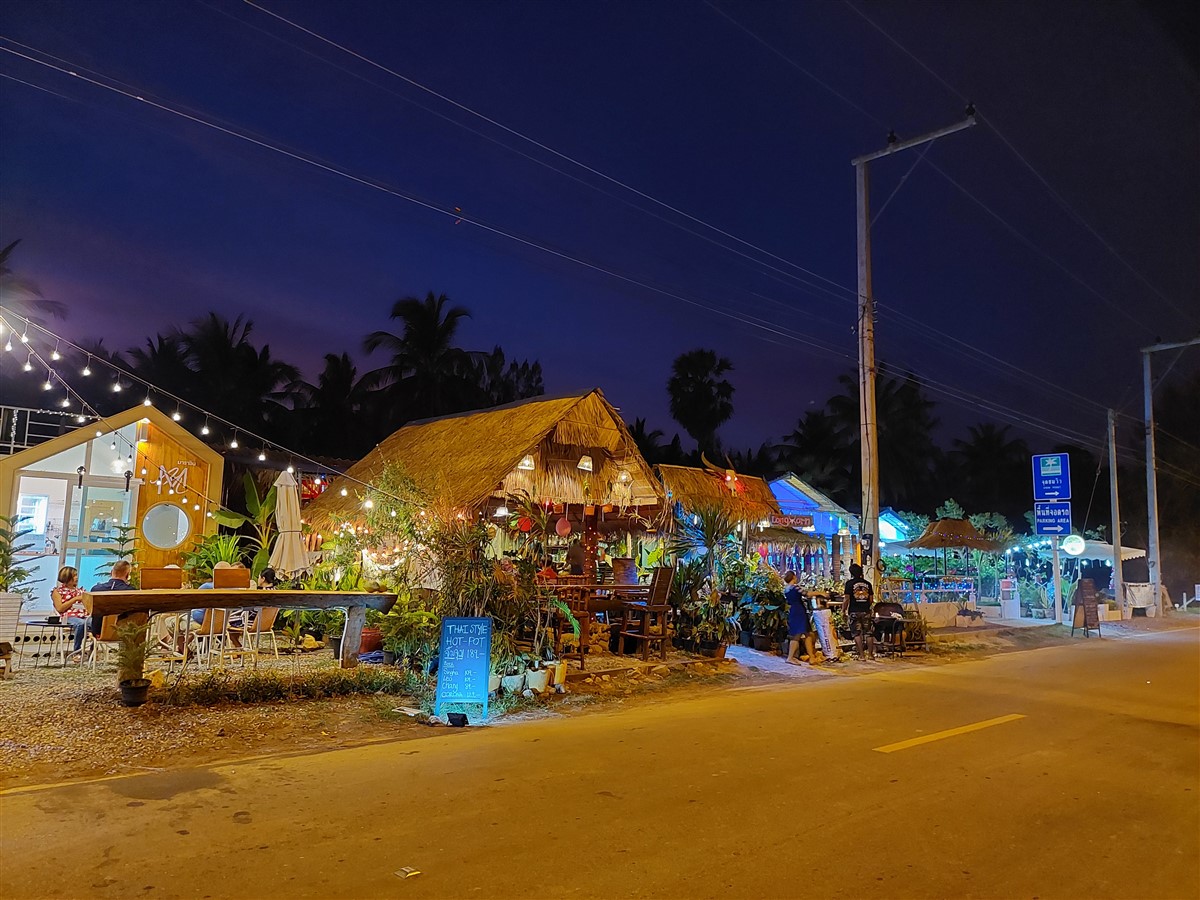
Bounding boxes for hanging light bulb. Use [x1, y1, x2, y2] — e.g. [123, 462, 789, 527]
[363, 499, 374, 509]
[140, 467, 147, 475]
[286, 464, 295, 474]
[82, 357, 92, 376]
[257, 451, 267, 461]
[340, 487, 348, 497]
[20, 330, 29, 344]
[42, 371, 53, 390]
[112, 379, 123, 393]
[143, 396, 152, 407]
[229, 435, 239, 449]
[172, 409, 182, 422]
[3, 339, 12, 352]
[76, 415, 86, 423]
[200, 419, 210, 436]
[60, 396, 70, 408]
[517, 455, 535, 471]
[22, 353, 32, 372]
[51, 343, 61, 361]
[110, 440, 117, 451]
[193, 504, 200, 511]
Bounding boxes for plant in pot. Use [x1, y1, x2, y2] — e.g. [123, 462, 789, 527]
[0, 514, 39, 606]
[686, 589, 741, 658]
[115, 618, 152, 707]
[748, 588, 789, 652]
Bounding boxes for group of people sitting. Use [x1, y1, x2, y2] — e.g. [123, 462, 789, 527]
[49, 561, 135, 663]
[49, 561, 278, 663]
[781, 562, 891, 666]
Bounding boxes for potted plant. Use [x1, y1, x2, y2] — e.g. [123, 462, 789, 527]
[0, 514, 38, 611]
[115, 619, 152, 707]
[490, 630, 518, 694]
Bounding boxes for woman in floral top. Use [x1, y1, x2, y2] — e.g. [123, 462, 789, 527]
[51, 566, 88, 657]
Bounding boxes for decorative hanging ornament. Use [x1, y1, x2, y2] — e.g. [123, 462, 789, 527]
[757, 544, 768, 559]
[518, 516, 533, 533]
[555, 517, 572, 537]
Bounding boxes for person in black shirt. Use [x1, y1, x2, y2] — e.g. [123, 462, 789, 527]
[841, 563, 876, 660]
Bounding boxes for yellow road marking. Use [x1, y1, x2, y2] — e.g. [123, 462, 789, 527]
[873, 713, 1026, 753]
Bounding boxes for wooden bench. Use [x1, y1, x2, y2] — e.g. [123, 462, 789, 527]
[84, 589, 397, 671]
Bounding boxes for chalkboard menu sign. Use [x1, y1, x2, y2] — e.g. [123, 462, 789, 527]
[1071, 578, 1100, 637]
[434, 617, 492, 719]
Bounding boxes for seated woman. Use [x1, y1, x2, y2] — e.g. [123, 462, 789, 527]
[51, 566, 88, 662]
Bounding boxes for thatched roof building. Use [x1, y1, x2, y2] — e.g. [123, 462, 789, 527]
[657, 464, 781, 522]
[305, 390, 661, 529]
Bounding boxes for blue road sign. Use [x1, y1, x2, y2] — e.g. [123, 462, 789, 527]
[1034, 501, 1072, 535]
[1032, 453, 1072, 501]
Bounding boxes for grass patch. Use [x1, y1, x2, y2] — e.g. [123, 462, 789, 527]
[159, 666, 433, 707]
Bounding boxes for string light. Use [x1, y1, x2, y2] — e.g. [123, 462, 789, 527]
[363, 499, 374, 509]
[229, 434, 239, 449]
[50, 342, 61, 361]
[340, 488, 348, 496]
[59, 396, 70, 408]
[286, 464, 295, 474]
[112, 378, 122, 393]
[82, 356, 92, 376]
[19, 330, 28, 344]
[142, 396, 152, 407]
[3, 338, 11, 352]
[172, 408, 182, 422]
[22, 353, 32, 372]
[200, 418, 210, 436]
[110, 440, 117, 451]
[42, 370, 53, 391]
[257, 450, 267, 461]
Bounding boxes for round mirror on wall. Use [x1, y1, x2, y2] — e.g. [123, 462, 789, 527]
[142, 503, 192, 550]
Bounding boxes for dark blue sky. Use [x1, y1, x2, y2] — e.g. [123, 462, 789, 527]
[2, 0, 1196, 454]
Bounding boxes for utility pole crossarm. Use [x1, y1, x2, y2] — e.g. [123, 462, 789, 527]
[851, 116, 977, 166]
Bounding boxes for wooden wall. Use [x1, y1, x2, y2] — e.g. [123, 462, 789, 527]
[134, 422, 217, 568]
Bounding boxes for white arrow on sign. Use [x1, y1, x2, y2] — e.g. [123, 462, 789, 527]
[1043, 525, 1065, 532]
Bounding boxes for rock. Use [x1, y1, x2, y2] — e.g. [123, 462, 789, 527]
[554, 684, 567, 694]
[601, 675, 611, 682]
[650, 665, 670, 676]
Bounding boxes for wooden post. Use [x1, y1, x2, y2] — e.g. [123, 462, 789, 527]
[341, 606, 365, 668]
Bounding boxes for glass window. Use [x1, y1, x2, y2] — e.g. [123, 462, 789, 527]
[88, 425, 137, 477]
[34, 441, 86, 475]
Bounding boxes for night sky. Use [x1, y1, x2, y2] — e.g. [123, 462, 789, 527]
[2, 0, 1196, 454]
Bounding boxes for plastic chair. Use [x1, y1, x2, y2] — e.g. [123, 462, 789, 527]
[88, 616, 120, 669]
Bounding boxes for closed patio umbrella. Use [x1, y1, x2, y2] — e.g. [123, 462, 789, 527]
[268, 470, 310, 577]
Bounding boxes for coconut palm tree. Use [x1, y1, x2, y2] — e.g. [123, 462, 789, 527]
[951, 423, 1030, 515]
[667, 349, 734, 454]
[288, 352, 380, 458]
[778, 409, 852, 503]
[629, 417, 665, 463]
[0, 239, 66, 323]
[363, 292, 473, 421]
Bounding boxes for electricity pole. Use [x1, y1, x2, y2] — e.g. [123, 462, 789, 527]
[852, 109, 976, 584]
[1108, 409, 1124, 617]
[1141, 337, 1200, 615]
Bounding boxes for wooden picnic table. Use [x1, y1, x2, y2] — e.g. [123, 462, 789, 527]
[84, 589, 397, 669]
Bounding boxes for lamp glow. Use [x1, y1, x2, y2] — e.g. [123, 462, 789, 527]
[517, 455, 535, 471]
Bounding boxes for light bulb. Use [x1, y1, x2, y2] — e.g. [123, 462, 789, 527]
[22, 358, 32, 372]
[95, 430, 103, 438]
[82, 363, 91, 376]
[60, 397, 70, 408]
[143, 398, 152, 407]
[110, 441, 117, 451]
[51, 347, 61, 361]
[20, 332, 28, 343]
[286, 465, 294, 474]
[3, 340, 12, 352]
[257, 451, 266, 461]
[112, 382, 122, 393]
[340, 488, 348, 497]
[42, 378, 53, 391]
[200, 424, 210, 435]
[76, 415, 86, 423]
[172, 411, 182, 422]
[140, 468, 147, 475]
[230, 438, 239, 449]
[194, 504, 200, 511]
[363, 499, 374, 509]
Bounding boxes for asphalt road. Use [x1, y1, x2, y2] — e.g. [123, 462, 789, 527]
[3, 628, 1197, 900]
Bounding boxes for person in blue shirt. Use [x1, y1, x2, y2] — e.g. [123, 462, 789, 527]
[783, 571, 819, 666]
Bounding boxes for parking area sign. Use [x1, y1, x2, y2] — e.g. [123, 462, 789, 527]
[1034, 501, 1072, 535]
[1033, 453, 1071, 501]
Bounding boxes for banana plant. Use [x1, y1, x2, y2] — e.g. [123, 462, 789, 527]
[212, 473, 277, 576]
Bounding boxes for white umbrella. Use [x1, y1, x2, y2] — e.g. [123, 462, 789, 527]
[269, 470, 310, 577]
[1069, 540, 1146, 564]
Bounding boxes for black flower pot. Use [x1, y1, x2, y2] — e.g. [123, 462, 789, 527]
[382, 650, 397, 666]
[119, 679, 151, 707]
[329, 636, 343, 658]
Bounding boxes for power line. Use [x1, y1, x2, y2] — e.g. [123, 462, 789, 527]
[840, 0, 1194, 323]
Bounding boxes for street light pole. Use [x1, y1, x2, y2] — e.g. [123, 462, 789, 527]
[1141, 337, 1200, 615]
[852, 110, 976, 585]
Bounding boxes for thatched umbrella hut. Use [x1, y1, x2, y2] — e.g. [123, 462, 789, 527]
[656, 463, 780, 525]
[304, 390, 663, 578]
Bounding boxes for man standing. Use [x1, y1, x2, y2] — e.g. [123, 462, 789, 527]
[841, 563, 876, 660]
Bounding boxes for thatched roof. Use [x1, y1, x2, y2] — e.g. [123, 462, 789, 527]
[908, 518, 1004, 552]
[755, 526, 827, 548]
[305, 390, 662, 529]
[657, 464, 781, 521]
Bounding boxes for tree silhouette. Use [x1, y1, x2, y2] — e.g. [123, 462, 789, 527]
[0, 239, 66, 322]
[667, 349, 734, 454]
[950, 423, 1029, 517]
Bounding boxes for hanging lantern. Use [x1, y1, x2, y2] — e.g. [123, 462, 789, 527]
[518, 516, 533, 533]
[555, 517, 572, 537]
[517, 455, 535, 471]
[757, 544, 768, 559]
[577, 454, 593, 472]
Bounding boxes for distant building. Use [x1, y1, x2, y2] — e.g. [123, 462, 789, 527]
[768, 474, 859, 579]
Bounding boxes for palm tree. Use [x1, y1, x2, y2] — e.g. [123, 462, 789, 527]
[628, 417, 665, 463]
[0, 239, 66, 322]
[951, 423, 1030, 515]
[667, 349, 734, 454]
[288, 352, 379, 458]
[777, 409, 852, 502]
[363, 292, 472, 421]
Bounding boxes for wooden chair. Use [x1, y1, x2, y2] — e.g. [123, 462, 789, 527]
[212, 567, 252, 589]
[617, 601, 672, 661]
[140, 567, 184, 589]
[88, 616, 120, 670]
[554, 585, 597, 670]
